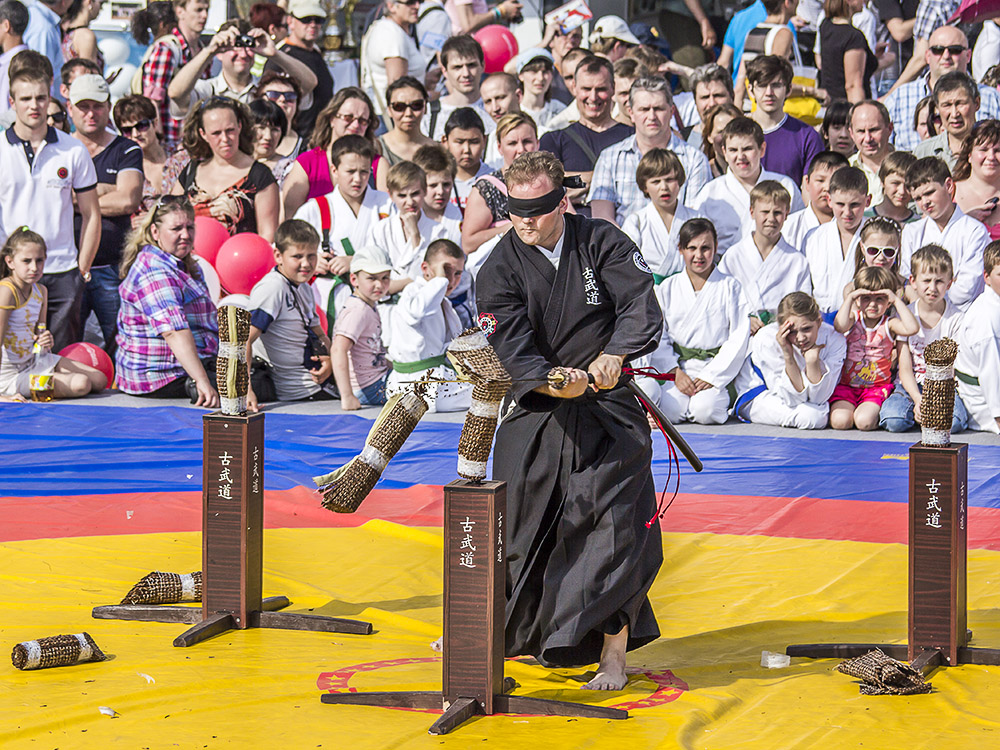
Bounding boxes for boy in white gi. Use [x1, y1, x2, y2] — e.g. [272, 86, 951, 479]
[803, 166, 870, 316]
[866, 151, 918, 225]
[413, 144, 463, 239]
[386, 239, 472, 413]
[902, 156, 988, 311]
[718, 180, 812, 333]
[621, 148, 704, 283]
[954, 240, 1000, 433]
[880, 244, 968, 432]
[736, 292, 847, 429]
[651, 218, 751, 424]
[690, 117, 803, 253]
[293, 135, 392, 332]
[782, 150, 849, 251]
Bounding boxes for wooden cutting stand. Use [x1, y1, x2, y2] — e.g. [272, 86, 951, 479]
[93, 413, 373, 646]
[787, 443, 1000, 675]
[321, 479, 629, 734]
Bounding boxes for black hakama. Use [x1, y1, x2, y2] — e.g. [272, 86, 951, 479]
[476, 214, 664, 668]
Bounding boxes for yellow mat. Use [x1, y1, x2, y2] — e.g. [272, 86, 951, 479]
[2, 524, 999, 749]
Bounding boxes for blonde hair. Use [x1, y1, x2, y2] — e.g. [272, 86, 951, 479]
[910, 243, 953, 278]
[120, 197, 197, 279]
[495, 112, 537, 143]
[749, 180, 791, 210]
[854, 265, 898, 292]
[386, 161, 426, 194]
[777, 291, 821, 323]
[504, 151, 564, 192]
[0, 227, 46, 280]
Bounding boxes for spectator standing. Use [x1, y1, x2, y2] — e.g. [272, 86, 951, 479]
[685, 64, 734, 150]
[70, 75, 142, 356]
[848, 100, 894, 204]
[701, 102, 742, 177]
[0, 52, 99, 353]
[889, 0, 961, 92]
[733, 0, 797, 103]
[588, 15, 640, 62]
[376, 76, 437, 173]
[544, 47, 590, 131]
[248, 2, 288, 77]
[361, 0, 426, 120]
[913, 72, 979, 171]
[61, 0, 103, 68]
[717, 0, 767, 83]
[590, 76, 710, 226]
[822, 100, 857, 156]
[479, 72, 521, 168]
[423, 35, 494, 141]
[0, 0, 28, 121]
[113, 95, 175, 214]
[23, 0, 69, 98]
[265, 0, 333, 138]
[441, 107, 491, 212]
[250, 99, 295, 186]
[444, 0, 521, 35]
[517, 48, 560, 129]
[818, 0, 878, 102]
[254, 71, 308, 161]
[542, 20, 582, 105]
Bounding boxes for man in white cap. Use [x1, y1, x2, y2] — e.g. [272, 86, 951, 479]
[70, 73, 143, 357]
[588, 15, 640, 62]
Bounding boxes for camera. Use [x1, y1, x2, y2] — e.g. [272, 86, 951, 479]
[233, 34, 258, 47]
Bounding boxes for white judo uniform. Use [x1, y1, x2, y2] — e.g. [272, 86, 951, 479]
[385, 276, 472, 413]
[690, 170, 804, 253]
[717, 234, 812, 317]
[621, 203, 704, 281]
[650, 268, 752, 424]
[954, 285, 1000, 433]
[781, 205, 827, 252]
[737, 321, 847, 429]
[901, 207, 988, 311]
[803, 221, 861, 314]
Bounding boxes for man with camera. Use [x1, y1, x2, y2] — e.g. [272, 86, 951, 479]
[167, 18, 318, 122]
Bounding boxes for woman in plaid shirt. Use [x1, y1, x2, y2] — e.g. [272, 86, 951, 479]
[115, 196, 220, 406]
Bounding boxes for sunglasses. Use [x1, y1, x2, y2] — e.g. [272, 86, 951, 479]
[264, 89, 298, 102]
[395, 0, 420, 5]
[48, 111, 66, 124]
[864, 245, 898, 259]
[296, 15, 324, 24]
[930, 45, 967, 56]
[336, 112, 370, 127]
[389, 99, 425, 113]
[119, 118, 153, 136]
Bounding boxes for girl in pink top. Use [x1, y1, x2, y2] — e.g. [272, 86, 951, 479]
[830, 265, 919, 430]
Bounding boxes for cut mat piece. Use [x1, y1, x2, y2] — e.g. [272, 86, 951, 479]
[1, 526, 998, 748]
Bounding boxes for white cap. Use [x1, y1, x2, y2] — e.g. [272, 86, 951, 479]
[288, 0, 326, 19]
[350, 246, 393, 275]
[69, 74, 110, 105]
[516, 47, 554, 74]
[589, 15, 641, 46]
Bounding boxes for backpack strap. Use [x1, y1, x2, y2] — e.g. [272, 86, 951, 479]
[315, 196, 332, 254]
[561, 125, 598, 170]
[428, 98, 442, 140]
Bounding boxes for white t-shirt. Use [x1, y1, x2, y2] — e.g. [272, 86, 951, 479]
[903, 299, 965, 384]
[361, 17, 426, 116]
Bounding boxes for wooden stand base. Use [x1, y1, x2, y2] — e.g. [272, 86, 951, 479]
[785, 641, 1000, 676]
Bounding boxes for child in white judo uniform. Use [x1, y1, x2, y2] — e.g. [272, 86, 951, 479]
[954, 240, 1000, 433]
[781, 151, 849, 252]
[621, 148, 704, 283]
[718, 180, 811, 333]
[651, 217, 751, 424]
[736, 292, 847, 429]
[865, 151, 918, 225]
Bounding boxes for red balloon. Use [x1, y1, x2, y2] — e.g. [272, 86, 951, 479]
[192, 216, 230, 266]
[214, 233, 276, 295]
[58, 342, 113, 388]
[473, 25, 519, 74]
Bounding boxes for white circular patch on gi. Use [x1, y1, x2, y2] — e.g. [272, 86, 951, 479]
[633, 251, 653, 274]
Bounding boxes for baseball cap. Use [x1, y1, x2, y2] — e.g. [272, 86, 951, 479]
[515, 47, 554, 74]
[288, 0, 326, 19]
[69, 74, 110, 105]
[350, 246, 393, 275]
[589, 15, 641, 46]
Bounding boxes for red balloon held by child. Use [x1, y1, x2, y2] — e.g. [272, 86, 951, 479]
[214, 233, 276, 295]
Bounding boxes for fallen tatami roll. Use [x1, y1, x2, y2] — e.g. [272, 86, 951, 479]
[120, 571, 203, 605]
[11, 633, 107, 670]
[835, 648, 932, 695]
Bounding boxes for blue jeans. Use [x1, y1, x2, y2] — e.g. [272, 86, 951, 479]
[879, 384, 969, 433]
[80, 265, 121, 356]
[356, 374, 388, 406]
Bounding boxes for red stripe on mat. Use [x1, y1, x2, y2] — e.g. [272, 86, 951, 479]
[3, 488, 1000, 549]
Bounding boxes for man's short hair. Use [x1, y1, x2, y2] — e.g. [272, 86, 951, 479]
[218, 17, 251, 35]
[60, 57, 101, 87]
[878, 150, 917, 182]
[807, 150, 850, 177]
[329, 134, 376, 168]
[691, 63, 735, 98]
[561, 47, 590, 75]
[932, 71, 980, 104]
[613, 57, 646, 81]
[762, 0, 785, 12]
[573, 54, 614, 84]
[905, 156, 953, 191]
[985, 239, 1000, 275]
[750, 179, 791, 209]
[425, 238, 463, 263]
[635, 148, 686, 196]
[849, 99, 891, 129]
[440, 34, 484, 68]
[746, 55, 793, 89]
[628, 75, 672, 108]
[829, 165, 869, 195]
[483, 71, 520, 95]
[0, 0, 29, 37]
[412, 144, 456, 178]
[9, 49, 51, 87]
[274, 219, 320, 253]
[720, 116, 765, 148]
[504, 151, 564, 192]
[387, 161, 427, 194]
[910, 243, 954, 278]
[443, 106, 486, 137]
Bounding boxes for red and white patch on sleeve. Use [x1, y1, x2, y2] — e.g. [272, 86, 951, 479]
[478, 312, 497, 337]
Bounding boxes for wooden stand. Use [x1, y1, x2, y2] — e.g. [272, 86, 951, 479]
[321, 480, 628, 734]
[94, 412, 372, 646]
[786, 443, 1000, 675]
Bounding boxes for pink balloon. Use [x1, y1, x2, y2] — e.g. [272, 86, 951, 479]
[214, 233, 276, 295]
[193, 216, 230, 266]
[473, 25, 519, 74]
[58, 342, 113, 388]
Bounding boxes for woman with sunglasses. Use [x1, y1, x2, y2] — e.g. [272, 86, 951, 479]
[361, 0, 427, 121]
[47, 100, 70, 134]
[254, 71, 306, 161]
[954, 120, 1000, 241]
[376, 76, 436, 173]
[281, 87, 379, 218]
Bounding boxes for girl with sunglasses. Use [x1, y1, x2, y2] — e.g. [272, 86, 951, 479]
[843, 216, 908, 301]
[254, 71, 307, 161]
[375, 76, 437, 175]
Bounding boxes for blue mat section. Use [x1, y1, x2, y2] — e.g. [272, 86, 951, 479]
[2, 404, 999, 508]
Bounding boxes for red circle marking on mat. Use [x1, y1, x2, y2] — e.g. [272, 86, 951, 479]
[316, 657, 688, 713]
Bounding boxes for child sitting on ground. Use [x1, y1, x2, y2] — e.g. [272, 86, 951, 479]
[736, 292, 847, 429]
[880, 244, 967, 432]
[385, 239, 471, 413]
[782, 150, 849, 251]
[621, 148, 704, 282]
[0, 228, 106, 401]
[865, 151, 918, 224]
[330, 246, 392, 411]
[830, 265, 920, 430]
[954, 240, 1000, 433]
[718, 180, 811, 333]
[842, 216, 908, 300]
[248, 220, 335, 406]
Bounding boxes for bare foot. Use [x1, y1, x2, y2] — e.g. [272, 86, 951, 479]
[581, 624, 629, 691]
